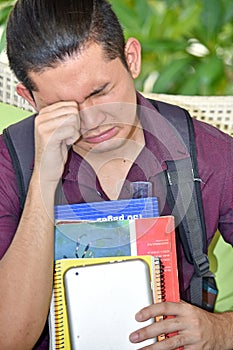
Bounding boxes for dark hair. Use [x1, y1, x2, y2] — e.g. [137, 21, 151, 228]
[6, 0, 128, 91]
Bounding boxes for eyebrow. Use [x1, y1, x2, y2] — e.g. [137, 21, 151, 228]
[85, 83, 109, 100]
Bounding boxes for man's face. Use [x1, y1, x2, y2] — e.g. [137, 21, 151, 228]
[28, 42, 141, 156]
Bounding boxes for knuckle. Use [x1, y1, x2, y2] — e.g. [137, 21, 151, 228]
[166, 333, 185, 349]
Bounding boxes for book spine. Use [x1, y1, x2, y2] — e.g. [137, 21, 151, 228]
[53, 261, 65, 349]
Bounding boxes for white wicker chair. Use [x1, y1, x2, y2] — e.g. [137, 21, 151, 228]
[143, 93, 233, 137]
[0, 61, 232, 136]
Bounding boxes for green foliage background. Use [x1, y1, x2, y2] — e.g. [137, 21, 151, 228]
[0, 1, 15, 52]
[0, 0, 233, 95]
[111, 0, 233, 95]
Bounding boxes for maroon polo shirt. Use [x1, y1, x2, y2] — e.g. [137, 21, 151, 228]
[0, 93, 233, 349]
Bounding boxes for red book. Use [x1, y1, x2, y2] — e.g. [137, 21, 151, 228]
[131, 216, 179, 303]
[131, 216, 181, 348]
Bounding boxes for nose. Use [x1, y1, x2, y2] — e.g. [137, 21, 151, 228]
[79, 102, 107, 133]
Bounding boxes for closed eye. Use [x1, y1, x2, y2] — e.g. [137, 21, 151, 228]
[88, 83, 109, 98]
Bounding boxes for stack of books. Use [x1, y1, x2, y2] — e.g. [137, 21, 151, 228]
[49, 196, 180, 349]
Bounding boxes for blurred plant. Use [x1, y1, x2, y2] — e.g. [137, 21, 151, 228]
[0, 0, 15, 53]
[111, 0, 233, 95]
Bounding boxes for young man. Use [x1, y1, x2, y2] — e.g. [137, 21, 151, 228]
[0, 0, 232, 349]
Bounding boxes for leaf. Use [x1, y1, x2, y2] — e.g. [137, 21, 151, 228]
[201, 0, 225, 39]
[196, 56, 225, 85]
[179, 56, 225, 95]
[142, 39, 188, 54]
[0, 0, 15, 9]
[152, 58, 191, 92]
[0, 5, 13, 25]
[0, 24, 6, 53]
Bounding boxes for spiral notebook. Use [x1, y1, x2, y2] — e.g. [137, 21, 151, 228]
[49, 256, 163, 350]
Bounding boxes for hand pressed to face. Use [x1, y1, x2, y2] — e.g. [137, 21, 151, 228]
[129, 300, 232, 350]
[33, 101, 81, 186]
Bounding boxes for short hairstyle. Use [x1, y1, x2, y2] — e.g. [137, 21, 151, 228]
[6, 0, 127, 91]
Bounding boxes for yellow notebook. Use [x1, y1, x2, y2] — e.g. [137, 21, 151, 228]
[49, 255, 163, 349]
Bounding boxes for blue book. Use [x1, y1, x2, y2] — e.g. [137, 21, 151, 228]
[54, 197, 159, 222]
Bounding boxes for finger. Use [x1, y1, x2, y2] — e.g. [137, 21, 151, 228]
[39, 100, 78, 114]
[37, 110, 80, 130]
[135, 301, 186, 322]
[129, 321, 159, 344]
[130, 332, 184, 350]
[36, 101, 80, 128]
[36, 112, 81, 144]
[51, 124, 80, 145]
[130, 314, 184, 344]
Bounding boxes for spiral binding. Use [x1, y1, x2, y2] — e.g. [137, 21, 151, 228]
[154, 257, 166, 342]
[153, 257, 164, 303]
[53, 261, 65, 349]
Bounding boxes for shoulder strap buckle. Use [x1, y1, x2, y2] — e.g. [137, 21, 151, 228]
[194, 254, 210, 277]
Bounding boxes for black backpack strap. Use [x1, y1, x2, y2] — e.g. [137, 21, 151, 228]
[150, 99, 214, 309]
[3, 114, 36, 212]
[3, 113, 68, 212]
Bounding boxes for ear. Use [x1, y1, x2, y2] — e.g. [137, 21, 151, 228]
[124, 37, 141, 79]
[16, 83, 38, 111]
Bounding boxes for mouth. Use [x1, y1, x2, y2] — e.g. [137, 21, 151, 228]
[83, 127, 118, 144]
